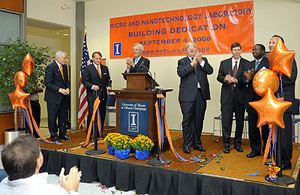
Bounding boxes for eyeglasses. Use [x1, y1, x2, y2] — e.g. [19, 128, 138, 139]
[187, 46, 196, 49]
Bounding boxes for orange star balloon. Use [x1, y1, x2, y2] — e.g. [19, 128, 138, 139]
[14, 71, 28, 89]
[267, 38, 295, 78]
[8, 85, 30, 109]
[22, 53, 35, 76]
[253, 69, 279, 97]
[249, 88, 291, 128]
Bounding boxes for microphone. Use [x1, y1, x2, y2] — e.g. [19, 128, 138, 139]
[139, 60, 155, 90]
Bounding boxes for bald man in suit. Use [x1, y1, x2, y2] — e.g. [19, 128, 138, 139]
[244, 44, 270, 158]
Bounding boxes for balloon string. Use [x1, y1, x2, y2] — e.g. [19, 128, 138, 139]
[279, 74, 284, 97]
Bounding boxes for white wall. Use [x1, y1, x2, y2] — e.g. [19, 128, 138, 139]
[27, 26, 70, 119]
[85, 0, 300, 133]
[27, 0, 77, 128]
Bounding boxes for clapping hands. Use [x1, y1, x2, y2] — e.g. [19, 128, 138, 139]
[58, 166, 82, 193]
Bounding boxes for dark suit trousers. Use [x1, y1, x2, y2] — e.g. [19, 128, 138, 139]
[25, 100, 41, 138]
[248, 108, 269, 154]
[87, 100, 106, 137]
[47, 97, 68, 139]
[180, 89, 206, 148]
[278, 112, 293, 165]
[221, 91, 245, 147]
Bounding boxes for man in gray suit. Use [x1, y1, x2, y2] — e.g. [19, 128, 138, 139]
[217, 42, 249, 154]
[177, 41, 213, 153]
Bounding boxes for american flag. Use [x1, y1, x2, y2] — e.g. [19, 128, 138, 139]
[78, 32, 90, 129]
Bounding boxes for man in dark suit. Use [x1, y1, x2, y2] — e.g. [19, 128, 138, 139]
[125, 43, 150, 74]
[269, 35, 297, 170]
[244, 44, 270, 158]
[44, 51, 71, 141]
[82, 51, 112, 138]
[177, 41, 213, 154]
[217, 42, 249, 154]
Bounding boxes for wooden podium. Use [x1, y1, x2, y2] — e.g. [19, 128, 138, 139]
[111, 73, 172, 153]
[123, 72, 159, 90]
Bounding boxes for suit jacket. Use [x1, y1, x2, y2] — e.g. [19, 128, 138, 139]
[82, 64, 112, 103]
[44, 61, 70, 104]
[217, 57, 249, 105]
[177, 56, 213, 102]
[244, 57, 270, 108]
[277, 59, 297, 113]
[126, 56, 150, 73]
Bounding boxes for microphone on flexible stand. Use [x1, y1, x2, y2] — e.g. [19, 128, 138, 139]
[140, 62, 155, 90]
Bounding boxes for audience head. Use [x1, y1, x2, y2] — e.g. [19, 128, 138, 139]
[231, 42, 242, 60]
[1, 135, 42, 181]
[55, 51, 67, 65]
[132, 43, 144, 58]
[252, 44, 265, 60]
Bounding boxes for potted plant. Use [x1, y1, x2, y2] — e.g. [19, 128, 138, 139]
[111, 134, 132, 159]
[104, 133, 121, 155]
[132, 134, 154, 160]
[0, 39, 52, 144]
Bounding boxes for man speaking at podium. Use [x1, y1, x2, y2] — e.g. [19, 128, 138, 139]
[125, 43, 150, 74]
[82, 51, 112, 138]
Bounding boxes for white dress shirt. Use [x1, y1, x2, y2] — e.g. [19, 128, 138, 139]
[0, 172, 79, 195]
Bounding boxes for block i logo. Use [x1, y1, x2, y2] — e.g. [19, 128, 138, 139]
[128, 112, 139, 132]
[113, 42, 122, 56]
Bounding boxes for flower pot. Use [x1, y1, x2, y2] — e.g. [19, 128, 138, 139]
[135, 149, 150, 160]
[114, 148, 131, 159]
[107, 146, 114, 155]
[4, 128, 26, 146]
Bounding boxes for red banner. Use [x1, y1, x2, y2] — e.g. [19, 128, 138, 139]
[110, 1, 254, 59]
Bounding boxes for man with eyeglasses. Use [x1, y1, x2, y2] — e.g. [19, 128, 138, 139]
[177, 41, 213, 154]
[217, 42, 249, 154]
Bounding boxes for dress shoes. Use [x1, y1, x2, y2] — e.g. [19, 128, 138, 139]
[59, 135, 72, 141]
[246, 151, 260, 158]
[223, 146, 230, 154]
[183, 146, 190, 154]
[264, 161, 273, 166]
[51, 136, 59, 142]
[234, 145, 243, 152]
[194, 145, 206, 152]
[282, 163, 292, 170]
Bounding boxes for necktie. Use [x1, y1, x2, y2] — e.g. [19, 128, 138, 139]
[97, 65, 102, 79]
[232, 61, 237, 77]
[60, 66, 64, 80]
[255, 60, 259, 71]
